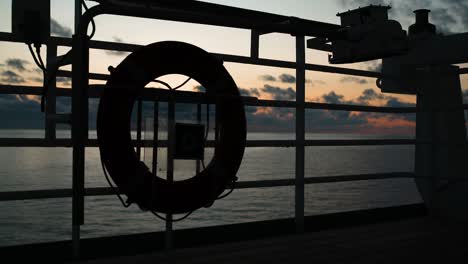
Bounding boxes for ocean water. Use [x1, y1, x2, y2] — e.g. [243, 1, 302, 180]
[0, 130, 422, 246]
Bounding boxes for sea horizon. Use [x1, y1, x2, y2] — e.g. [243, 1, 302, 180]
[0, 129, 421, 246]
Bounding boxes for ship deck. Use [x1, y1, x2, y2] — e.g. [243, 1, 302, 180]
[77, 216, 468, 264]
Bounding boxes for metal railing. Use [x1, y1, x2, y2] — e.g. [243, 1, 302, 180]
[0, 1, 467, 258]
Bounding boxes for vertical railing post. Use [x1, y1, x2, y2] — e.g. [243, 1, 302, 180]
[136, 98, 143, 159]
[250, 30, 260, 59]
[295, 35, 306, 233]
[196, 103, 202, 173]
[71, 1, 87, 257]
[166, 99, 175, 249]
[74, 0, 82, 33]
[45, 40, 57, 140]
[152, 101, 159, 206]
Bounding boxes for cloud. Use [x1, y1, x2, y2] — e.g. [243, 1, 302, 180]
[258, 74, 277, 82]
[357, 88, 386, 102]
[318, 88, 416, 127]
[193, 85, 259, 97]
[105, 37, 129, 56]
[355, 88, 415, 109]
[6, 58, 30, 72]
[193, 85, 205, 92]
[28, 72, 70, 86]
[0, 94, 43, 129]
[340, 76, 368, 84]
[312, 80, 327, 85]
[50, 18, 72, 37]
[261, 85, 296, 100]
[384, 97, 414, 108]
[56, 77, 71, 86]
[1, 70, 25, 84]
[278, 73, 296, 84]
[259, 74, 323, 86]
[0, 84, 416, 134]
[29, 76, 43, 84]
[239, 88, 260, 97]
[322, 91, 344, 104]
[365, 60, 382, 72]
[247, 106, 295, 131]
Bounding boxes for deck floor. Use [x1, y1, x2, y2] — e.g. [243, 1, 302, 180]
[77, 218, 468, 264]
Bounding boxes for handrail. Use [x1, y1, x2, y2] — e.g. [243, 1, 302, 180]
[0, 84, 423, 113]
[4, 84, 468, 112]
[0, 138, 430, 148]
[0, 172, 415, 202]
[0, 2, 466, 253]
[0, 32, 381, 78]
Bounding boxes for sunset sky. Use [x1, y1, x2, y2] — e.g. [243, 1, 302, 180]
[0, 0, 467, 134]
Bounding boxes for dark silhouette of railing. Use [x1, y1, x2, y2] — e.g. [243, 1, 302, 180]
[0, 1, 467, 258]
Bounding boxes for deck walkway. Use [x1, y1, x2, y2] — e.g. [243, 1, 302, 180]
[77, 217, 468, 264]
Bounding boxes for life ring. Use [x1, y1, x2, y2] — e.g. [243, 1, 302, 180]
[97, 41, 246, 214]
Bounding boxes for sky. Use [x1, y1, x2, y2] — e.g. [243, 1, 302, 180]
[0, 0, 467, 134]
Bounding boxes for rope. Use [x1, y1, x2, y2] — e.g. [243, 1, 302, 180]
[81, 0, 96, 39]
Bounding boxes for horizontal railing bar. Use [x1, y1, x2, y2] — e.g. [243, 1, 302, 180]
[0, 85, 43, 95]
[1, 37, 468, 79]
[305, 139, 422, 146]
[0, 84, 427, 113]
[90, 2, 342, 37]
[0, 138, 73, 147]
[0, 172, 415, 201]
[4, 84, 468, 113]
[303, 172, 415, 184]
[58, 71, 106, 82]
[0, 138, 434, 148]
[0, 32, 381, 78]
[0, 31, 22, 42]
[81, 39, 376, 77]
[236, 172, 417, 188]
[304, 102, 418, 113]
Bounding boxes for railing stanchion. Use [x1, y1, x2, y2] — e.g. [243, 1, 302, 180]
[136, 98, 143, 158]
[152, 102, 159, 178]
[196, 103, 202, 173]
[45, 41, 57, 140]
[71, 3, 88, 257]
[295, 35, 306, 233]
[250, 30, 259, 59]
[166, 99, 175, 249]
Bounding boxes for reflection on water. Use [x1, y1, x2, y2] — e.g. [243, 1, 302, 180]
[0, 130, 421, 246]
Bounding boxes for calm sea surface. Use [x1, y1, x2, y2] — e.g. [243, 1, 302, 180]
[0, 130, 422, 246]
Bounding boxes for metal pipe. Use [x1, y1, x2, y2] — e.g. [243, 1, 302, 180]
[71, 3, 93, 258]
[136, 98, 143, 159]
[166, 98, 175, 249]
[79, 2, 340, 38]
[196, 103, 202, 173]
[0, 172, 418, 202]
[74, 0, 82, 33]
[0, 84, 427, 113]
[295, 35, 306, 233]
[45, 41, 57, 140]
[250, 30, 259, 59]
[0, 84, 426, 113]
[152, 102, 159, 176]
[2, 138, 451, 148]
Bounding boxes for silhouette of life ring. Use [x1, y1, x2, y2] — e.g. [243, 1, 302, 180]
[97, 41, 246, 214]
